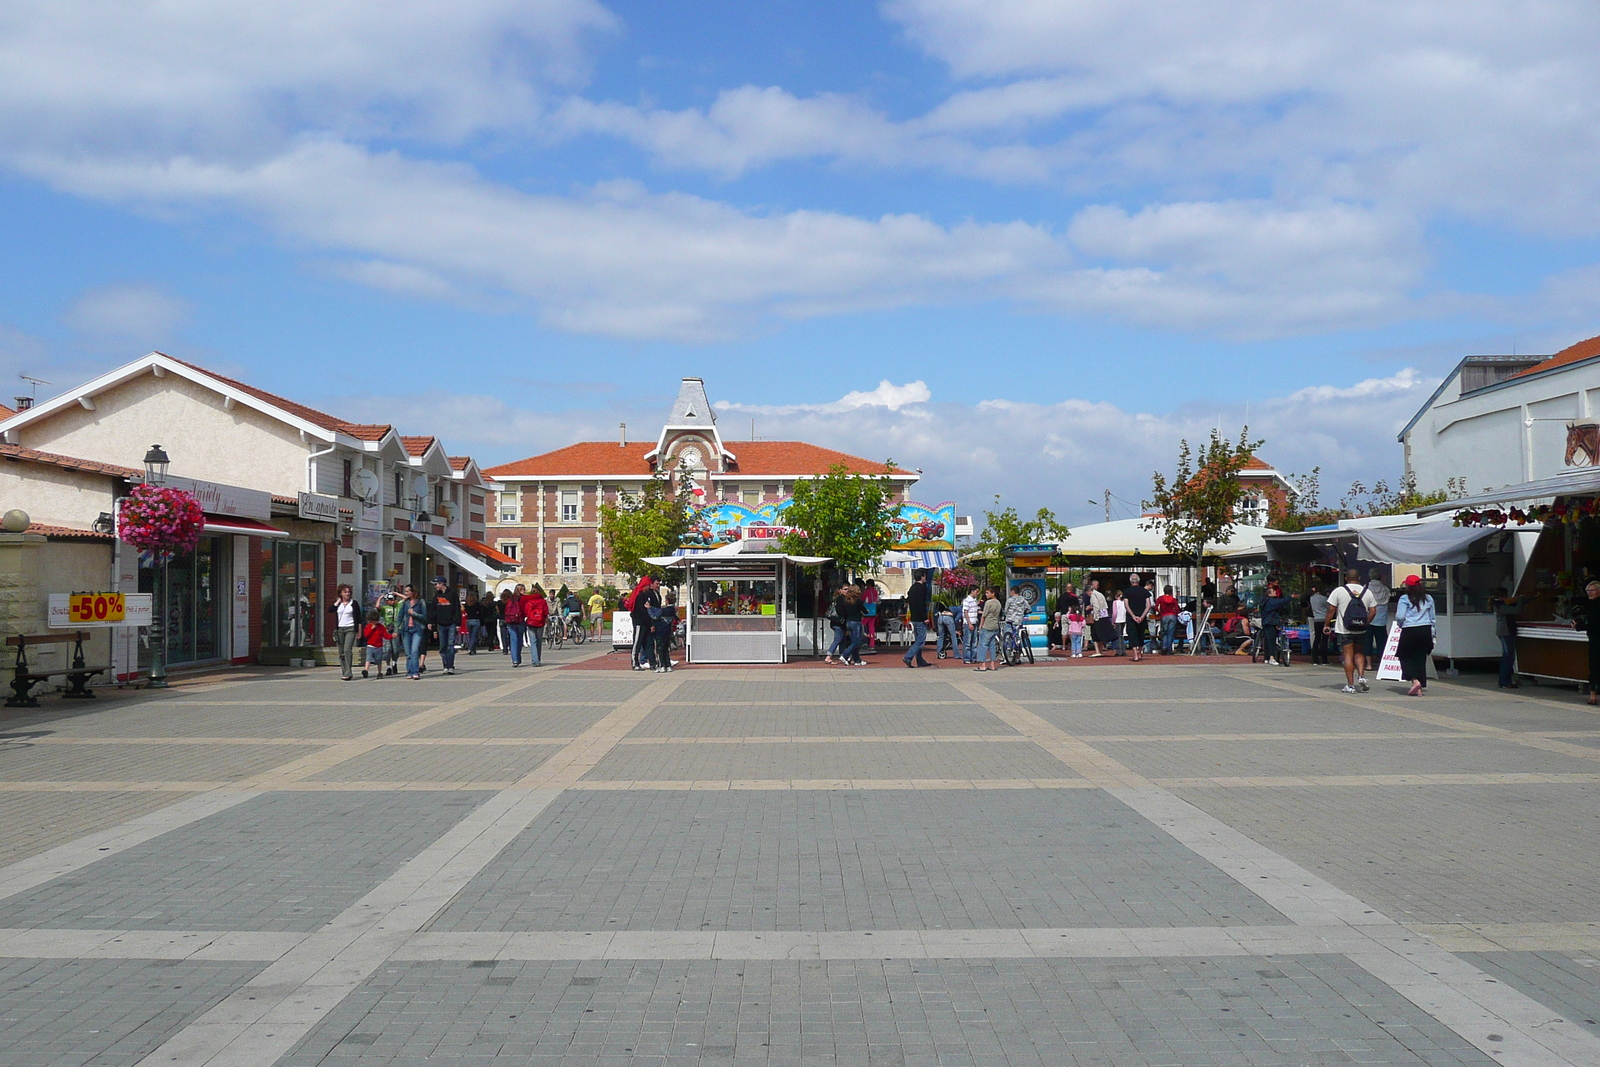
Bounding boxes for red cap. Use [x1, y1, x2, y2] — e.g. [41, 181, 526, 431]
[1403, 574, 1422, 586]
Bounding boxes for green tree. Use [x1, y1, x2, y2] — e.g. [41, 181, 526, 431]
[1144, 427, 1263, 567]
[598, 466, 693, 580]
[969, 496, 1069, 588]
[778, 463, 899, 575]
[1271, 469, 1464, 531]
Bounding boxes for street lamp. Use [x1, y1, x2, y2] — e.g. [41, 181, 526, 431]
[143, 444, 172, 688]
[413, 495, 432, 586]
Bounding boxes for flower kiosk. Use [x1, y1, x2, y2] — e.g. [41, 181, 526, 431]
[643, 540, 830, 664]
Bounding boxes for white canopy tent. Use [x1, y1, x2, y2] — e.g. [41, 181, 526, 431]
[1052, 518, 1272, 564]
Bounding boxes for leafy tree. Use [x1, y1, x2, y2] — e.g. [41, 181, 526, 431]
[598, 466, 693, 580]
[1144, 428, 1263, 567]
[969, 496, 1070, 588]
[1270, 468, 1465, 530]
[778, 462, 899, 576]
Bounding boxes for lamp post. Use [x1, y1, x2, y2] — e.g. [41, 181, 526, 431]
[143, 444, 171, 689]
[412, 495, 432, 587]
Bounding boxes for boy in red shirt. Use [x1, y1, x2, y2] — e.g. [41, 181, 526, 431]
[361, 610, 391, 679]
[1155, 585, 1181, 654]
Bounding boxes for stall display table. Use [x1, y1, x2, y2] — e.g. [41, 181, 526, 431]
[1514, 624, 1589, 687]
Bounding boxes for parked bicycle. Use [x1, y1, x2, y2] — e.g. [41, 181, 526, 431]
[1001, 620, 1034, 666]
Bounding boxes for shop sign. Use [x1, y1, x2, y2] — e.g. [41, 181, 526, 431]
[682, 499, 957, 551]
[298, 492, 341, 522]
[162, 475, 272, 520]
[48, 592, 154, 628]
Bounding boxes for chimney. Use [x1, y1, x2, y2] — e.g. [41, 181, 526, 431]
[619, 422, 627, 447]
[14, 397, 32, 411]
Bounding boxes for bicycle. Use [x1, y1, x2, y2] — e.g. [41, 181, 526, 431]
[545, 615, 564, 651]
[564, 615, 587, 646]
[1001, 620, 1035, 666]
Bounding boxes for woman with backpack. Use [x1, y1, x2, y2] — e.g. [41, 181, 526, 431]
[1393, 574, 1437, 696]
[503, 584, 528, 667]
[524, 584, 549, 666]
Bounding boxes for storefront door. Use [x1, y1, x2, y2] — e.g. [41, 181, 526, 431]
[139, 535, 225, 666]
[260, 540, 324, 649]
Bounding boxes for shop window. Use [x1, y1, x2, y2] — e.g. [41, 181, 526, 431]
[498, 540, 520, 561]
[140, 535, 223, 666]
[561, 489, 580, 523]
[560, 542, 580, 574]
[695, 577, 776, 616]
[260, 540, 323, 647]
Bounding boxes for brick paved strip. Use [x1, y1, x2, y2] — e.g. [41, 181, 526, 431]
[1411, 924, 1600, 952]
[960, 676, 1600, 1067]
[129, 674, 683, 1067]
[562, 777, 1096, 790]
[613, 734, 1029, 744]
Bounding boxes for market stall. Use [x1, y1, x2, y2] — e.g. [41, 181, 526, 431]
[643, 540, 830, 664]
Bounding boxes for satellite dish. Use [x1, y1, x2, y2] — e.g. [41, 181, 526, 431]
[441, 500, 460, 523]
[349, 468, 379, 504]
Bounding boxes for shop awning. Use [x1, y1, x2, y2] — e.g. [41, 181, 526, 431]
[881, 550, 959, 568]
[1416, 468, 1600, 516]
[450, 538, 519, 568]
[1356, 524, 1502, 565]
[203, 515, 288, 538]
[1051, 518, 1272, 566]
[428, 536, 503, 582]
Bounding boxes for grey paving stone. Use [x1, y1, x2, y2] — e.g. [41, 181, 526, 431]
[986, 676, 1275, 703]
[1458, 952, 1600, 1033]
[412, 704, 616, 738]
[278, 956, 1495, 1067]
[665, 681, 966, 705]
[0, 790, 492, 931]
[489, 680, 658, 706]
[0, 701, 425, 740]
[0, 956, 263, 1067]
[0, 741, 312, 782]
[428, 790, 1287, 932]
[309, 744, 562, 782]
[584, 741, 1074, 782]
[1026, 701, 1457, 738]
[1095, 735, 1600, 778]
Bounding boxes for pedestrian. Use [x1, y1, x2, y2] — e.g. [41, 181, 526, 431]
[1308, 585, 1331, 664]
[329, 583, 359, 681]
[379, 591, 402, 675]
[588, 587, 608, 639]
[1087, 580, 1111, 657]
[1394, 574, 1437, 696]
[1365, 573, 1392, 662]
[903, 569, 932, 668]
[1256, 581, 1292, 665]
[834, 583, 865, 666]
[397, 585, 428, 680]
[628, 575, 659, 670]
[562, 588, 582, 636]
[1123, 578, 1149, 663]
[824, 581, 848, 664]
[1577, 578, 1600, 705]
[1155, 585, 1180, 654]
[463, 590, 482, 654]
[1066, 606, 1085, 657]
[653, 588, 678, 673]
[428, 577, 461, 675]
[961, 586, 981, 662]
[1324, 568, 1377, 693]
[497, 588, 514, 653]
[478, 589, 500, 651]
[1109, 588, 1127, 656]
[525, 583, 549, 666]
[1493, 584, 1524, 689]
[975, 586, 1002, 671]
[361, 610, 390, 679]
[935, 598, 957, 659]
[503, 584, 528, 666]
[861, 581, 880, 651]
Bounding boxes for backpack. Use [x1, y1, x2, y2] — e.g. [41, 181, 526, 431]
[502, 597, 524, 625]
[1339, 585, 1370, 632]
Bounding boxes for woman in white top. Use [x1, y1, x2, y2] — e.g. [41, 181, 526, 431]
[1393, 574, 1436, 696]
[1110, 589, 1128, 656]
[329, 583, 360, 681]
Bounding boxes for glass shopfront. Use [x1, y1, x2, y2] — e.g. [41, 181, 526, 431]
[261, 540, 324, 648]
[139, 535, 224, 666]
[694, 568, 778, 632]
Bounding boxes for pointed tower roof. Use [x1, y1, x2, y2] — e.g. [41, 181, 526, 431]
[648, 376, 732, 464]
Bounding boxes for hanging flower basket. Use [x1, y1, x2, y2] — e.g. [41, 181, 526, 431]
[118, 484, 205, 561]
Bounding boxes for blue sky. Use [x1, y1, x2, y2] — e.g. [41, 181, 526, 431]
[4, 1, 1600, 525]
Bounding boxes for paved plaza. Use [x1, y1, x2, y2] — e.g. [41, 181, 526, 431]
[3, 650, 1600, 1066]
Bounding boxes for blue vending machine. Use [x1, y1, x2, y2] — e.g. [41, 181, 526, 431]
[1004, 545, 1054, 652]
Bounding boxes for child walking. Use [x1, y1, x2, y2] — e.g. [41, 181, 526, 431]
[361, 611, 391, 679]
[1067, 609, 1086, 658]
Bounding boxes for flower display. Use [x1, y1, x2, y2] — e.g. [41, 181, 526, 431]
[118, 484, 205, 560]
[1454, 496, 1600, 528]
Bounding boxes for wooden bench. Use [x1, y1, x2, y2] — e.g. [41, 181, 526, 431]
[6, 631, 110, 708]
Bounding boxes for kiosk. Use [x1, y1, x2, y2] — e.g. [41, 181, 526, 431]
[643, 541, 830, 664]
[1004, 545, 1053, 651]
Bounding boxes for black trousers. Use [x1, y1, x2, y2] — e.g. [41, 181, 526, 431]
[1397, 625, 1433, 686]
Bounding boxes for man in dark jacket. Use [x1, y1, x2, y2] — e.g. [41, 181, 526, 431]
[428, 578, 462, 675]
[903, 570, 932, 668]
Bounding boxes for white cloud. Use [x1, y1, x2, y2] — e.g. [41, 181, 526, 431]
[61, 282, 190, 344]
[719, 380, 933, 417]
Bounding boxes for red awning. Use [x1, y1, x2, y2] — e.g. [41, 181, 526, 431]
[204, 515, 289, 538]
[451, 537, 518, 567]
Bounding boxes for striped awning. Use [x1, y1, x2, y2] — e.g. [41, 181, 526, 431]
[881, 550, 958, 568]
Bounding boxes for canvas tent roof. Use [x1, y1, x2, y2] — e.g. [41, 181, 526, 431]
[643, 540, 831, 568]
[1051, 518, 1272, 565]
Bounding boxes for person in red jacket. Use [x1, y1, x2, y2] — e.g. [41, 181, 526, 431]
[523, 583, 549, 667]
[503, 584, 529, 667]
[360, 610, 391, 680]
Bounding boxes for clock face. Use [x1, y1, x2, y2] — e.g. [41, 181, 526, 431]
[679, 446, 703, 468]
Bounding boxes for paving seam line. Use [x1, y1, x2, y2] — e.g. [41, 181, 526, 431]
[130, 672, 683, 1067]
[959, 675, 1600, 1067]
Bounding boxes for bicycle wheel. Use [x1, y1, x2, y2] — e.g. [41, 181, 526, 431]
[1021, 631, 1035, 664]
[570, 623, 586, 645]
[1003, 631, 1021, 666]
[548, 620, 563, 650]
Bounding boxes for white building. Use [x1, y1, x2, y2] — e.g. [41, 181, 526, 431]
[1400, 334, 1600, 494]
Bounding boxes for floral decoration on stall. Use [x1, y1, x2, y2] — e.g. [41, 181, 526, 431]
[117, 484, 206, 560]
[1454, 497, 1600, 527]
[935, 566, 979, 595]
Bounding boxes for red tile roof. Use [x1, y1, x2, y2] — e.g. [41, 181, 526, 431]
[0, 443, 141, 479]
[27, 522, 113, 542]
[448, 456, 471, 470]
[1513, 331, 1600, 379]
[401, 435, 437, 456]
[484, 441, 905, 479]
[1240, 457, 1276, 472]
[0, 403, 14, 420]
[166, 356, 394, 442]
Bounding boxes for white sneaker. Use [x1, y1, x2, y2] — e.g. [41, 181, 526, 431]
[1356, 677, 1369, 692]
[1340, 685, 1357, 694]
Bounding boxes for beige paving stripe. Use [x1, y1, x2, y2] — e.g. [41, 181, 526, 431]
[133, 671, 681, 1067]
[1409, 922, 1600, 953]
[660, 700, 977, 706]
[231, 673, 561, 789]
[564, 777, 1095, 790]
[1077, 731, 1456, 742]
[1241, 673, 1600, 765]
[0, 927, 306, 961]
[0, 781, 228, 792]
[957, 676, 1600, 1067]
[613, 734, 1028, 745]
[0, 737, 577, 748]
[1154, 772, 1600, 788]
